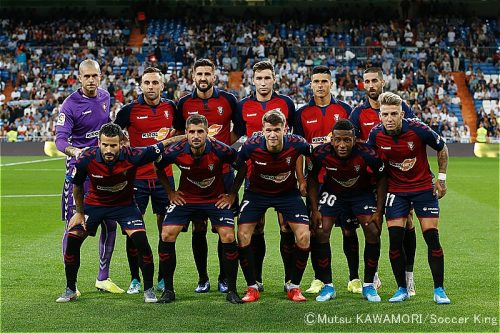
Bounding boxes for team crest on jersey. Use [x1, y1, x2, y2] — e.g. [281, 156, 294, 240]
[208, 163, 214, 171]
[407, 141, 414, 151]
[164, 111, 169, 119]
[354, 164, 360, 172]
[217, 106, 224, 115]
[334, 114, 340, 121]
[102, 103, 107, 112]
[286, 157, 291, 165]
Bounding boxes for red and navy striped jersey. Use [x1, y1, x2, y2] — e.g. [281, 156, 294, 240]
[310, 143, 385, 194]
[72, 143, 165, 206]
[115, 94, 177, 178]
[175, 88, 242, 145]
[349, 99, 416, 141]
[294, 96, 352, 145]
[236, 134, 312, 195]
[155, 138, 237, 204]
[366, 119, 445, 193]
[236, 92, 295, 137]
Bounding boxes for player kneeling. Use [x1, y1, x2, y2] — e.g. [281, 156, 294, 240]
[56, 123, 184, 303]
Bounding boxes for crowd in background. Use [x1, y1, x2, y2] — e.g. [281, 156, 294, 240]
[0, 12, 498, 143]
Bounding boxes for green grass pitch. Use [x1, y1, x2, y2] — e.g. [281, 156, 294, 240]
[1, 155, 498, 332]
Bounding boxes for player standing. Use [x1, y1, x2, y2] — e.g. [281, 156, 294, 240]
[349, 67, 418, 295]
[367, 92, 450, 304]
[175, 59, 243, 293]
[307, 119, 387, 302]
[293, 66, 355, 295]
[55, 59, 123, 294]
[236, 60, 298, 291]
[228, 110, 312, 302]
[155, 115, 243, 304]
[114, 67, 177, 294]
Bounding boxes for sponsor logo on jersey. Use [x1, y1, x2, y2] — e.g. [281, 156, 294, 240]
[155, 127, 171, 141]
[311, 136, 330, 144]
[255, 161, 267, 166]
[187, 176, 215, 188]
[91, 174, 103, 178]
[208, 124, 222, 137]
[137, 115, 148, 120]
[85, 131, 99, 139]
[306, 119, 318, 124]
[407, 141, 414, 150]
[363, 122, 375, 126]
[97, 181, 128, 192]
[332, 176, 360, 187]
[389, 158, 416, 171]
[217, 106, 224, 115]
[142, 132, 159, 139]
[82, 110, 92, 115]
[178, 165, 191, 170]
[56, 113, 66, 126]
[260, 171, 291, 183]
[380, 146, 392, 150]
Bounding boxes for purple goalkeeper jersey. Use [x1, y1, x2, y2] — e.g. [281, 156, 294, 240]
[55, 88, 111, 161]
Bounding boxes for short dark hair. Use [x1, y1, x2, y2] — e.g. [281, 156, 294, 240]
[363, 67, 383, 79]
[312, 65, 331, 76]
[186, 114, 208, 128]
[262, 110, 286, 126]
[143, 67, 163, 75]
[193, 58, 215, 72]
[333, 119, 355, 135]
[253, 60, 275, 76]
[99, 123, 124, 140]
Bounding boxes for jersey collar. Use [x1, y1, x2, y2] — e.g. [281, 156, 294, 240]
[250, 91, 278, 101]
[307, 94, 338, 107]
[190, 87, 220, 99]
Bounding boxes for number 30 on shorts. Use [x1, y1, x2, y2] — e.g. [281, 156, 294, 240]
[319, 192, 337, 206]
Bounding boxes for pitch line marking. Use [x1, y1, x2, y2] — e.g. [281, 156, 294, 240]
[1, 194, 60, 198]
[0, 157, 65, 167]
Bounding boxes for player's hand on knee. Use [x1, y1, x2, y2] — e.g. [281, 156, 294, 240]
[67, 212, 86, 230]
[169, 191, 186, 206]
[367, 211, 383, 228]
[215, 193, 235, 209]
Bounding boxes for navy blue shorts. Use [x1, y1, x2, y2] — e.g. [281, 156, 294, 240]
[238, 190, 309, 225]
[70, 204, 145, 236]
[319, 191, 376, 229]
[385, 189, 439, 221]
[134, 177, 174, 215]
[163, 203, 235, 228]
